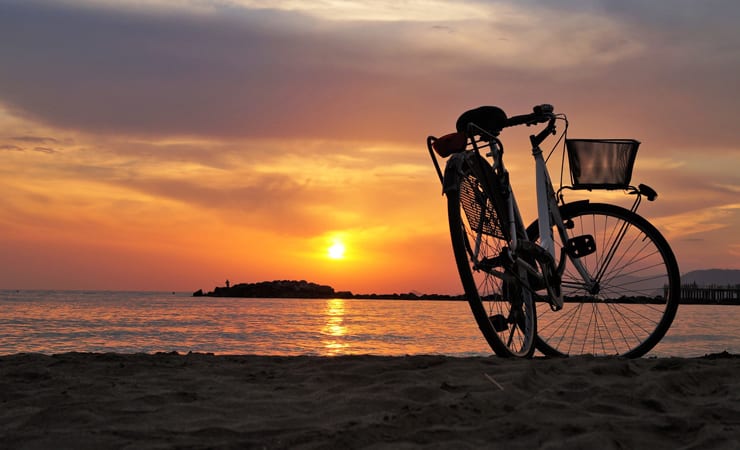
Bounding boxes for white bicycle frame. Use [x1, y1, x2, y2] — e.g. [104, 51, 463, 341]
[535, 151, 555, 259]
[474, 124, 594, 305]
[531, 139, 595, 298]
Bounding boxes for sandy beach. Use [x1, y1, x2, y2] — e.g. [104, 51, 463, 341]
[1, 352, 738, 449]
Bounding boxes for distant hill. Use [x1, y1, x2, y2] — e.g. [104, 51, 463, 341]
[682, 269, 740, 286]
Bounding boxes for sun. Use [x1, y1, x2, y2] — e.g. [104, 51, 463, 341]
[327, 242, 346, 259]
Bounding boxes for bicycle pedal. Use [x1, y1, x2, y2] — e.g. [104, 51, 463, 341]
[489, 314, 508, 332]
[549, 295, 564, 311]
[565, 235, 596, 258]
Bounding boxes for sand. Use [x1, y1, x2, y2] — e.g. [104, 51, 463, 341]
[1, 352, 738, 449]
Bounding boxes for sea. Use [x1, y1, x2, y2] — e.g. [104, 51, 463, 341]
[0, 290, 737, 358]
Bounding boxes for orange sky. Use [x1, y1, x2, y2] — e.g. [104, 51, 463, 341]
[1, 1, 738, 293]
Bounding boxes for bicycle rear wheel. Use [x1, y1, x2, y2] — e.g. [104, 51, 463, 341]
[528, 202, 679, 357]
[447, 154, 536, 358]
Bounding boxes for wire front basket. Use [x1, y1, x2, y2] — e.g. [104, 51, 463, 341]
[566, 139, 640, 190]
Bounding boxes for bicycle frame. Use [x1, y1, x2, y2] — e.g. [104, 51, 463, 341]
[529, 122, 596, 304]
[427, 118, 598, 309]
[463, 120, 595, 309]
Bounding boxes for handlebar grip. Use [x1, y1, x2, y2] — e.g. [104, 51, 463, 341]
[505, 104, 554, 128]
[505, 113, 538, 127]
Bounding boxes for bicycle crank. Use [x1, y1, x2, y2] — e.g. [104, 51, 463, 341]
[542, 262, 564, 311]
[516, 241, 564, 311]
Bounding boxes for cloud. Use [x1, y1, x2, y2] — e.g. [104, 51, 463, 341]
[0, 128, 439, 241]
[12, 135, 59, 144]
[231, 0, 490, 22]
[653, 203, 740, 239]
[0, 1, 443, 140]
[2, 0, 738, 148]
[713, 183, 740, 194]
[32, 146, 57, 154]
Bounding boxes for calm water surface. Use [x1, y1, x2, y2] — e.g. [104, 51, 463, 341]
[0, 290, 737, 357]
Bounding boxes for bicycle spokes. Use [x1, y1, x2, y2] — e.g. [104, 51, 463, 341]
[533, 202, 679, 357]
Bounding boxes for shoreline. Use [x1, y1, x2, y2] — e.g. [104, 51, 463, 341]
[1, 352, 738, 448]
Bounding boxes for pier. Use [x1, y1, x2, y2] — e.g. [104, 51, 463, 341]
[679, 284, 740, 305]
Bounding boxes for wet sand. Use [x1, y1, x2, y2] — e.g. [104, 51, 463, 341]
[1, 352, 738, 449]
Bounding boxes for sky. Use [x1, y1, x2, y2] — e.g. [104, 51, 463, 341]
[1, 0, 738, 293]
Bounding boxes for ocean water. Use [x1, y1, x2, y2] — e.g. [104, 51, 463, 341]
[0, 290, 737, 358]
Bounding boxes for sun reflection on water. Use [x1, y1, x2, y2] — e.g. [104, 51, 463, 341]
[321, 299, 349, 355]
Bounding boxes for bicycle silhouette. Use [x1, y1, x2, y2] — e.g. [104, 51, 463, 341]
[427, 104, 680, 358]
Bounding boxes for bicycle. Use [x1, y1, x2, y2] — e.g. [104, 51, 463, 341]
[426, 104, 680, 358]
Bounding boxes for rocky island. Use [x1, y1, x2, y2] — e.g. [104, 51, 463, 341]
[193, 280, 465, 301]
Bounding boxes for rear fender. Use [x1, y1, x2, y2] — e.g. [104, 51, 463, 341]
[443, 152, 494, 196]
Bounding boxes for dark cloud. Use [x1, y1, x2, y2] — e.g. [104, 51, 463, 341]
[12, 135, 58, 144]
[32, 146, 57, 154]
[600, 0, 740, 33]
[0, 1, 738, 148]
[0, 1, 440, 141]
[1, 135, 60, 152]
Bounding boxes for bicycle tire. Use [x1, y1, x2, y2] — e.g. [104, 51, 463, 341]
[527, 201, 680, 358]
[446, 154, 536, 358]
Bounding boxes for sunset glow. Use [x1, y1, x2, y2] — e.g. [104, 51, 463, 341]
[0, 1, 738, 294]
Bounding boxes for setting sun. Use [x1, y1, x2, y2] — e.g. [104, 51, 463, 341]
[328, 242, 346, 260]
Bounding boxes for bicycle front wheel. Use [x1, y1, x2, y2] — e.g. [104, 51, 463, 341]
[447, 154, 536, 358]
[528, 202, 680, 358]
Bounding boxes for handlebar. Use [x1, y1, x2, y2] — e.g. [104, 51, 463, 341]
[455, 104, 557, 137]
[505, 104, 554, 128]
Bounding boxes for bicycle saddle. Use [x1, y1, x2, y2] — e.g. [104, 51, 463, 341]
[456, 106, 508, 135]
